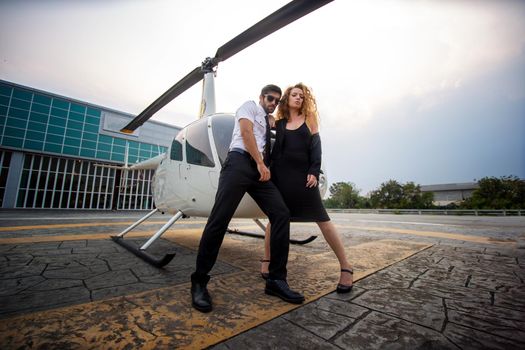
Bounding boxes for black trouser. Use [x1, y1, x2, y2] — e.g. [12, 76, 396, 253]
[192, 151, 290, 283]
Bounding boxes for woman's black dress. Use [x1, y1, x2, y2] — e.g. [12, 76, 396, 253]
[270, 119, 330, 222]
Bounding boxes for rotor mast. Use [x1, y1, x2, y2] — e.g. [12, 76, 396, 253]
[199, 57, 217, 118]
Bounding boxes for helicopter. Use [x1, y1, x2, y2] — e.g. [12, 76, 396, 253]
[109, 0, 333, 267]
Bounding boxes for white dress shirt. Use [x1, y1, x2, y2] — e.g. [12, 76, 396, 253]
[229, 100, 267, 153]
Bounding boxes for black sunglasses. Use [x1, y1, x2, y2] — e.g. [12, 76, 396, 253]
[264, 94, 281, 104]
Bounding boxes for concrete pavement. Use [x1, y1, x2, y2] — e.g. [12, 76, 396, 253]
[0, 210, 524, 349]
[214, 243, 525, 349]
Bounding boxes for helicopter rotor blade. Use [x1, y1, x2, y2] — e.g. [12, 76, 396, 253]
[121, 66, 203, 133]
[215, 0, 333, 63]
[121, 0, 333, 133]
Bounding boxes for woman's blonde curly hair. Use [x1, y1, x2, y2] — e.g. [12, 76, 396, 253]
[276, 83, 319, 133]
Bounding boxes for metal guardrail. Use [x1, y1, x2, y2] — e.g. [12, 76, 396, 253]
[326, 208, 523, 216]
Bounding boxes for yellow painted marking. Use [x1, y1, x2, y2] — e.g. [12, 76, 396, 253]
[0, 219, 308, 233]
[0, 230, 164, 245]
[335, 225, 516, 244]
[0, 225, 258, 245]
[0, 220, 209, 232]
[0, 228, 429, 349]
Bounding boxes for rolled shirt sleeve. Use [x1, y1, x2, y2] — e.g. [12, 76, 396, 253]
[229, 101, 267, 153]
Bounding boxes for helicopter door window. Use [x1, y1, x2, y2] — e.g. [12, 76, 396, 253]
[170, 132, 184, 161]
[185, 119, 215, 167]
[211, 115, 235, 166]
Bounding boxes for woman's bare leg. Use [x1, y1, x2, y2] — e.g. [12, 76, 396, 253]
[317, 221, 353, 286]
[263, 221, 351, 285]
[261, 222, 271, 275]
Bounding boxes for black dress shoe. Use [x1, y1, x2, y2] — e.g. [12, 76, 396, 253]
[265, 279, 305, 304]
[191, 281, 212, 313]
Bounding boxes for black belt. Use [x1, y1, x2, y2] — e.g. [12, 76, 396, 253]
[230, 147, 250, 156]
[230, 148, 258, 163]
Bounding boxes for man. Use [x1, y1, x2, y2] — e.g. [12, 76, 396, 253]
[191, 84, 305, 312]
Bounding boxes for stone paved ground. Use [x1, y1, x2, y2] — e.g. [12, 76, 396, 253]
[0, 238, 237, 318]
[213, 244, 525, 350]
[1, 211, 524, 349]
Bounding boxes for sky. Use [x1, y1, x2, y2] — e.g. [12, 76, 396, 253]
[1, 0, 524, 195]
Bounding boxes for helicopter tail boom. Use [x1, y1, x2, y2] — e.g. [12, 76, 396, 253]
[93, 153, 164, 171]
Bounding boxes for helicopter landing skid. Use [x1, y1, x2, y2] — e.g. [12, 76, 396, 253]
[226, 219, 318, 245]
[111, 236, 175, 268]
[111, 208, 182, 268]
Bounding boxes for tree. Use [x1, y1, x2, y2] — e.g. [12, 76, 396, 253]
[399, 182, 434, 209]
[370, 180, 403, 208]
[369, 180, 433, 209]
[323, 182, 363, 208]
[462, 175, 525, 209]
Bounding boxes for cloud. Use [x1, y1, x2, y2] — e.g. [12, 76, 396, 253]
[1, 0, 523, 195]
[312, 0, 525, 132]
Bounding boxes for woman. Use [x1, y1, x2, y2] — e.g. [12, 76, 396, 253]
[261, 83, 353, 293]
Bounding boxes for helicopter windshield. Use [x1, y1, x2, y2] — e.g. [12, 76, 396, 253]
[211, 114, 235, 166]
[170, 131, 184, 161]
[185, 118, 215, 167]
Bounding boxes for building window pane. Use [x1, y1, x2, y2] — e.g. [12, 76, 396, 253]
[44, 143, 62, 153]
[86, 107, 100, 117]
[50, 108, 68, 118]
[33, 94, 51, 105]
[70, 103, 85, 114]
[65, 129, 82, 138]
[63, 146, 80, 156]
[12, 89, 32, 101]
[69, 112, 84, 122]
[3, 136, 23, 148]
[67, 120, 83, 131]
[26, 131, 45, 141]
[10, 98, 31, 110]
[8, 108, 29, 119]
[4, 126, 26, 137]
[64, 137, 80, 147]
[49, 115, 67, 126]
[27, 121, 47, 132]
[52, 98, 69, 110]
[48, 125, 65, 135]
[24, 140, 44, 151]
[6, 117, 27, 129]
[0, 84, 13, 97]
[31, 103, 50, 114]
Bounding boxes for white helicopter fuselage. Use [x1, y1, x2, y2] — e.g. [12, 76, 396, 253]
[152, 113, 265, 218]
[129, 73, 327, 219]
[150, 113, 327, 218]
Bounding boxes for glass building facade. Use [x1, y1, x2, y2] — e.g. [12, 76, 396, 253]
[0, 80, 180, 210]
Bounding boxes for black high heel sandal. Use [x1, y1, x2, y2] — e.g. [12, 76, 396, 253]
[260, 259, 270, 280]
[336, 268, 353, 294]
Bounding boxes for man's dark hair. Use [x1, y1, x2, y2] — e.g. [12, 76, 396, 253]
[260, 84, 282, 97]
